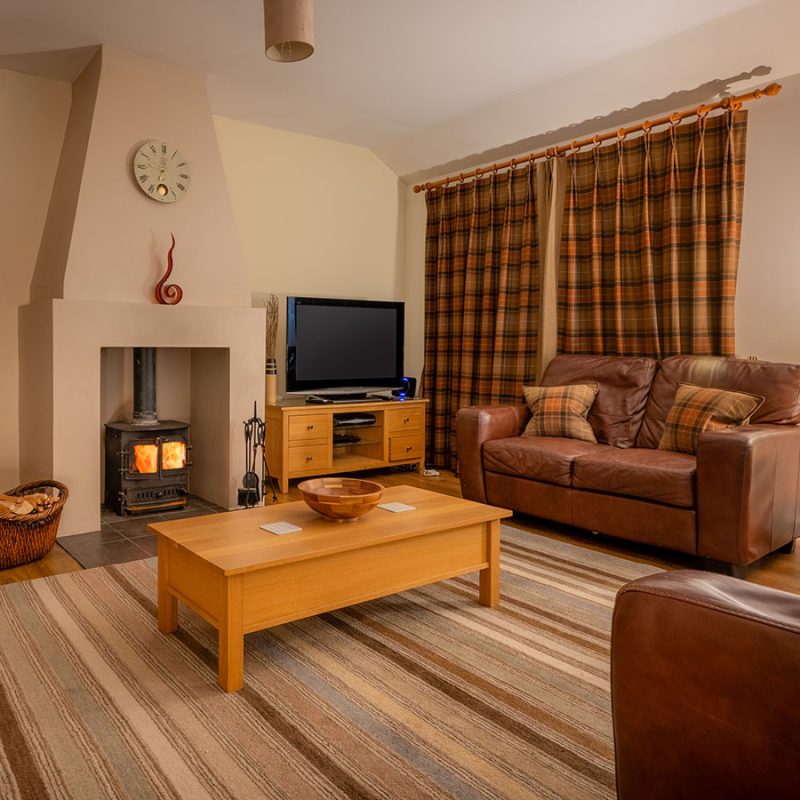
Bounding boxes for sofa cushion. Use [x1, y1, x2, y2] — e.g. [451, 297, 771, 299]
[522, 383, 599, 443]
[658, 384, 764, 454]
[573, 447, 696, 508]
[483, 437, 605, 487]
[540, 355, 657, 448]
[637, 356, 800, 449]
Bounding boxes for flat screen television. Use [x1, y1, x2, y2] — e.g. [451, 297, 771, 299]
[286, 296, 405, 397]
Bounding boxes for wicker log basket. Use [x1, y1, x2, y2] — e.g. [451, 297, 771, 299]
[0, 480, 69, 570]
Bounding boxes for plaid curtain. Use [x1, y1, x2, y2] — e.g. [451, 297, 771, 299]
[558, 110, 747, 357]
[423, 167, 540, 470]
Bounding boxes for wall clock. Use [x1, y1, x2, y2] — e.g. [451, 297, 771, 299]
[132, 140, 191, 203]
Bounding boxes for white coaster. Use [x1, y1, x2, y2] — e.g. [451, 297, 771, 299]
[260, 521, 303, 535]
[377, 502, 416, 513]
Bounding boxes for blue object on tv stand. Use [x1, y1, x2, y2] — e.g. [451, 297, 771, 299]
[392, 376, 417, 399]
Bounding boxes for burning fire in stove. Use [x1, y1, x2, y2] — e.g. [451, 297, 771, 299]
[134, 444, 158, 474]
[162, 441, 187, 470]
[132, 441, 187, 473]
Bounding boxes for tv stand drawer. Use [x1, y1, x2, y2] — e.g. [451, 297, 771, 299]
[288, 444, 331, 472]
[288, 414, 330, 442]
[385, 407, 423, 433]
[389, 434, 423, 462]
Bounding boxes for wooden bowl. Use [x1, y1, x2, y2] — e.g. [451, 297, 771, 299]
[298, 477, 384, 521]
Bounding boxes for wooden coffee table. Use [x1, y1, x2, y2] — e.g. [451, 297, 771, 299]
[148, 485, 511, 691]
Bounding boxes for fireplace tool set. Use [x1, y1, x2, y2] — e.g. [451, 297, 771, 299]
[239, 402, 278, 508]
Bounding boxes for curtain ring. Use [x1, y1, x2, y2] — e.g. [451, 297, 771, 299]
[641, 120, 652, 133]
[491, 163, 498, 174]
[458, 172, 464, 184]
[669, 112, 681, 127]
[509, 158, 517, 170]
[570, 139, 581, 155]
[696, 104, 710, 119]
[545, 147, 554, 160]
[592, 134, 602, 148]
[616, 128, 627, 141]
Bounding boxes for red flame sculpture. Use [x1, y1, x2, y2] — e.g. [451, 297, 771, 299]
[155, 234, 184, 305]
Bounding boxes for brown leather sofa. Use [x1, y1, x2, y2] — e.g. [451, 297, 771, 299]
[456, 355, 800, 574]
[611, 571, 800, 800]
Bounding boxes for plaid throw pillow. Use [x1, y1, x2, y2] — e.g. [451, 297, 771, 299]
[659, 383, 765, 455]
[522, 384, 599, 443]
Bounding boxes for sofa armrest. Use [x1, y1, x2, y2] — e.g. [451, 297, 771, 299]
[696, 423, 800, 566]
[612, 571, 800, 800]
[455, 405, 529, 502]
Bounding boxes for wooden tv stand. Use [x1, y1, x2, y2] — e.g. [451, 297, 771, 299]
[264, 398, 428, 493]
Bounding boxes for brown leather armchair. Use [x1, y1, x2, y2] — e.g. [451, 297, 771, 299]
[611, 571, 800, 800]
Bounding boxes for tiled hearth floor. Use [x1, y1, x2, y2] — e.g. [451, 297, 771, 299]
[57, 495, 225, 568]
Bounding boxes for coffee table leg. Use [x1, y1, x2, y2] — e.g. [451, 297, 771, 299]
[479, 519, 500, 608]
[157, 537, 178, 633]
[218, 576, 244, 692]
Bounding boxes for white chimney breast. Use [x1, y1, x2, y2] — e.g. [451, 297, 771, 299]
[32, 46, 250, 306]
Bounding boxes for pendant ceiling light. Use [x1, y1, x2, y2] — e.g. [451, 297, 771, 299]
[263, 0, 315, 63]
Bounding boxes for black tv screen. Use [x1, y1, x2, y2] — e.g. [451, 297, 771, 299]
[286, 297, 404, 393]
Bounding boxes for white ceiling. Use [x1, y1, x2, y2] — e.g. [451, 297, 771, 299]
[0, 0, 763, 173]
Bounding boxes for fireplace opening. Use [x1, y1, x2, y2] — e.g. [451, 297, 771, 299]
[104, 347, 192, 515]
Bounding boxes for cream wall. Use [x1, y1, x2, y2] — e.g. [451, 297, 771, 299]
[403, 186, 427, 384]
[214, 115, 407, 395]
[735, 72, 800, 363]
[0, 69, 70, 489]
[214, 116, 404, 300]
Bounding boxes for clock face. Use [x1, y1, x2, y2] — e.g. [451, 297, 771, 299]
[132, 140, 191, 203]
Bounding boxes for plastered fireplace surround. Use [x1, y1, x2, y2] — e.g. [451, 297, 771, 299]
[20, 302, 264, 536]
[18, 47, 264, 535]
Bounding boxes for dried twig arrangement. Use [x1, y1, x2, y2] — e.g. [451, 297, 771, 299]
[264, 294, 279, 361]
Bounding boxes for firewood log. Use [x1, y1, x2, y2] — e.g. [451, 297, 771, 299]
[0, 492, 56, 516]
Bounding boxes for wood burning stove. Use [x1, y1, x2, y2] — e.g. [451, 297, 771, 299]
[104, 348, 192, 515]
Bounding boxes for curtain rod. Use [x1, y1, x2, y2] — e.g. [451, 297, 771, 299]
[413, 82, 782, 194]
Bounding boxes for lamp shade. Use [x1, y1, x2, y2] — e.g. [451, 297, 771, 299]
[264, 0, 315, 63]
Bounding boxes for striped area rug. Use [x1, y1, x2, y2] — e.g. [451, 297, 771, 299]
[0, 526, 660, 800]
